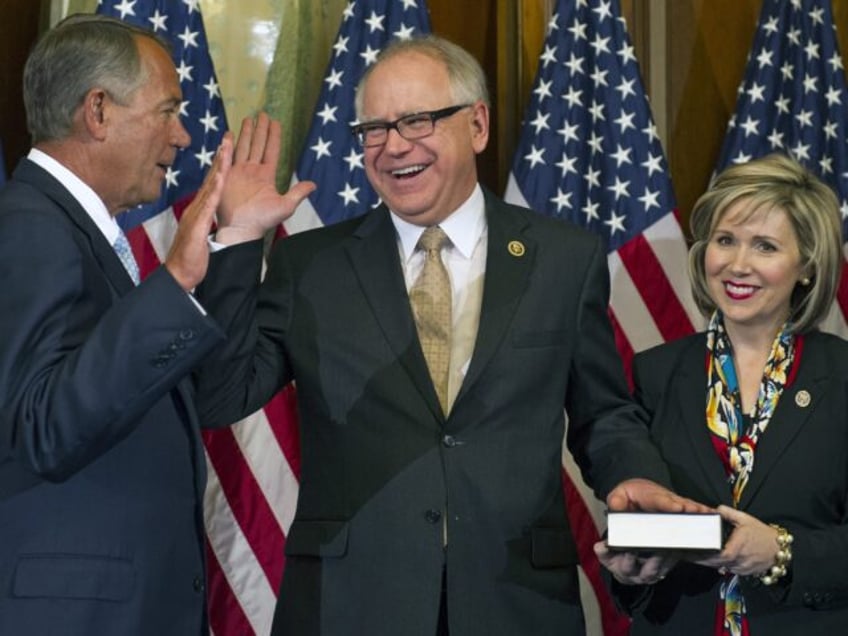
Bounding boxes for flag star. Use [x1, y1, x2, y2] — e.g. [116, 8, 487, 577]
[550, 188, 573, 212]
[540, 44, 558, 68]
[582, 200, 601, 221]
[530, 111, 550, 134]
[148, 9, 167, 32]
[740, 115, 760, 137]
[794, 109, 813, 128]
[841, 200, 848, 220]
[825, 85, 842, 106]
[605, 211, 627, 235]
[556, 152, 578, 177]
[614, 110, 636, 133]
[809, 6, 825, 25]
[747, 82, 766, 102]
[547, 12, 559, 34]
[804, 41, 820, 60]
[588, 100, 605, 122]
[333, 35, 350, 56]
[618, 42, 636, 65]
[756, 47, 773, 68]
[194, 145, 214, 168]
[401, 0, 418, 8]
[176, 60, 193, 82]
[393, 23, 416, 40]
[639, 187, 661, 211]
[731, 150, 752, 164]
[365, 11, 386, 33]
[524, 145, 546, 168]
[114, 0, 136, 19]
[165, 166, 180, 188]
[317, 103, 338, 125]
[802, 73, 818, 93]
[584, 167, 601, 190]
[564, 53, 585, 75]
[182, 0, 200, 13]
[568, 18, 588, 41]
[534, 79, 553, 102]
[311, 136, 333, 160]
[763, 16, 779, 34]
[780, 61, 794, 81]
[588, 131, 604, 154]
[558, 121, 580, 144]
[611, 144, 632, 167]
[360, 44, 380, 65]
[338, 183, 360, 206]
[791, 141, 810, 161]
[616, 76, 636, 100]
[824, 120, 839, 139]
[325, 68, 344, 90]
[562, 86, 583, 109]
[642, 153, 663, 176]
[203, 77, 221, 100]
[590, 34, 611, 57]
[178, 26, 200, 49]
[199, 110, 219, 132]
[590, 66, 609, 87]
[829, 52, 845, 72]
[593, 0, 613, 22]
[178, 100, 189, 117]
[775, 95, 790, 113]
[643, 122, 659, 142]
[820, 155, 834, 175]
[342, 1, 355, 19]
[343, 148, 364, 172]
[767, 129, 784, 148]
[608, 177, 630, 201]
[787, 27, 801, 46]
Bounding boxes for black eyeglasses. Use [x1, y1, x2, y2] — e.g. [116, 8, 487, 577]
[351, 104, 472, 148]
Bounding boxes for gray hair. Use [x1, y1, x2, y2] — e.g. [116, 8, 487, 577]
[354, 34, 489, 119]
[23, 13, 168, 144]
[689, 153, 843, 333]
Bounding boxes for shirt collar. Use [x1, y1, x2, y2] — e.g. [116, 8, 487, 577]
[391, 184, 486, 263]
[28, 148, 121, 245]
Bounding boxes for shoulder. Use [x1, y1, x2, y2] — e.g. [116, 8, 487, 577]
[801, 330, 848, 367]
[633, 333, 705, 379]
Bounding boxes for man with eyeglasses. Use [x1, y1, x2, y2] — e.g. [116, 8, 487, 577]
[196, 34, 704, 636]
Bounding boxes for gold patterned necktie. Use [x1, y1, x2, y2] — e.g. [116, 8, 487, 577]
[409, 226, 452, 414]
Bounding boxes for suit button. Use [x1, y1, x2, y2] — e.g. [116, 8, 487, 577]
[424, 509, 441, 524]
[179, 329, 195, 341]
[442, 435, 457, 448]
[193, 576, 205, 592]
[802, 592, 813, 606]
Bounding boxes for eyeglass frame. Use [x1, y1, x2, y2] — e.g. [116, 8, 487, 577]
[350, 103, 473, 148]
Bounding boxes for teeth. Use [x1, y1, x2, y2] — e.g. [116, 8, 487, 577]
[726, 282, 755, 294]
[392, 164, 425, 176]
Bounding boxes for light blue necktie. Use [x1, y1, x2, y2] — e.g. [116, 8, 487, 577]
[113, 229, 140, 285]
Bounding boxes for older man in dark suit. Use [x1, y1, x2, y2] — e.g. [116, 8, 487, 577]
[0, 14, 310, 635]
[197, 34, 704, 636]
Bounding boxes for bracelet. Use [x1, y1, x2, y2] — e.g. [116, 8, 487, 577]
[759, 524, 793, 586]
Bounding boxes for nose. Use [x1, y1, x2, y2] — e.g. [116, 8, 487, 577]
[382, 126, 413, 154]
[729, 245, 751, 274]
[172, 117, 191, 149]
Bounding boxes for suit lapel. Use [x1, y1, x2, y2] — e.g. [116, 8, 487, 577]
[455, 195, 534, 404]
[14, 159, 136, 295]
[739, 339, 829, 508]
[675, 340, 735, 506]
[345, 207, 444, 418]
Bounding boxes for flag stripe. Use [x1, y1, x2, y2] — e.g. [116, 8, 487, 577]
[204, 538, 255, 636]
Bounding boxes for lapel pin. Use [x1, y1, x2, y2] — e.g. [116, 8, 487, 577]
[795, 390, 811, 408]
[508, 240, 525, 257]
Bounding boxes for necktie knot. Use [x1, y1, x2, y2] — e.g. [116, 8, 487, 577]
[417, 226, 450, 254]
[113, 230, 140, 285]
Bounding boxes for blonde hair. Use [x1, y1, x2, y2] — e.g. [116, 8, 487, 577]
[689, 154, 842, 333]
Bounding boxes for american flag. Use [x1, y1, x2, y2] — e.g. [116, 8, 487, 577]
[503, 0, 701, 633]
[715, 0, 848, 337]
[284, 0, 431, 235]
[94, 2, 286, 634]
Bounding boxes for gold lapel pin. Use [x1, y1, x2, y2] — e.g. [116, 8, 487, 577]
[795, 390, 811, 408]
[508, 240, 525, 257]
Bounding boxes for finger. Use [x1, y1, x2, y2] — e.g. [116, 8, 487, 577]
[248, 112, 270, 163]
[234, 117, 255, 164]
[262, 117, 282, 165]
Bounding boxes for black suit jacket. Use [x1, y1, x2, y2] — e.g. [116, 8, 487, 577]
[624, 331, 848, 634]
[0, 159, 227, 635]
[197, 190, 671, 636]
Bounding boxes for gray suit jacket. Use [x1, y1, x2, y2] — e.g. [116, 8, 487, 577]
[197, 190, 671, 636]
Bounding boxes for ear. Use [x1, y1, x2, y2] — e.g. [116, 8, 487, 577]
[469, 100, 490, 155]
[80, 88, 110, 140]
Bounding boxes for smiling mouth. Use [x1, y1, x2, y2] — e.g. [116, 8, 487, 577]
[724, 281, 758, 299]
[391, 164, 426, 179]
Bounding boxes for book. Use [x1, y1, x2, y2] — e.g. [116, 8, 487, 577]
[606, 512, 724, 551]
